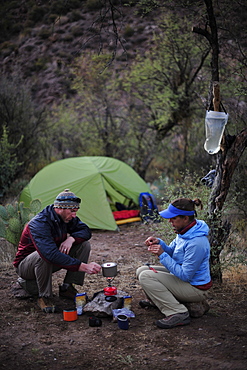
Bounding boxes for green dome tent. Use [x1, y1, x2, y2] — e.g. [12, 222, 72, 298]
[20, 156, 152, 230]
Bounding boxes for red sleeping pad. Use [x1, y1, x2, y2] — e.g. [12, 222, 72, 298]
[113, 210, 140, 220]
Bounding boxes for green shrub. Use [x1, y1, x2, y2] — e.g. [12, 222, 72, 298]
[0, 200, 41, 246]
[19, 28, 32, 38]
[25, 44, 35, 52]
[70, 25, 84, 37]
[0, 76, 48, 182]
[28, 5, 46, 23]
[62, 33, 74, 42]
[38, 27, 52, 40]
[24, 19, 36, 28]
[50, 0, 75, 15]
[124, 25, 135, 38]
[31, 57, 49, 72]
[68, 0, 82, 7]
[0, 126, 22, 199]
[11, 22, 23, 34]
[44, 14, 59, 25]
[0, 41, 16, 51]
[150, 171, 211, 244]
[85, 0, 103, 11]
[68, 10, 84, 22]
[7, 179, 29, 199]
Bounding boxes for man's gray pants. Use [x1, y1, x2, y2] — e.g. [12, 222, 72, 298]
[16, 241, 90, 298]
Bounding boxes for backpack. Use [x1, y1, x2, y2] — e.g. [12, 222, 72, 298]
[139, 192, 160, 223]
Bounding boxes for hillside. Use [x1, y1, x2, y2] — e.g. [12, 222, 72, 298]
[1, 0, 246, 108]
[0, 1, 158, 106]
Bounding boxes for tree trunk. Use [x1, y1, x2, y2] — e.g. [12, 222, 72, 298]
[208, 129, 247, 281]
[193, 0, 247, 282]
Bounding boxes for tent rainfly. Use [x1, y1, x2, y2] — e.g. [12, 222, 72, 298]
[20, 156, 152, 230]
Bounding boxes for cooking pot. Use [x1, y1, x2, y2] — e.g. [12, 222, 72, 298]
[101, 262, 117, 278]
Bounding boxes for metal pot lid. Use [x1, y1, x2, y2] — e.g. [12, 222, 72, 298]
[101, 262, 117, 268]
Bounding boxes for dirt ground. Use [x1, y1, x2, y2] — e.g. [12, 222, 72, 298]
[0, 223, 247, 370]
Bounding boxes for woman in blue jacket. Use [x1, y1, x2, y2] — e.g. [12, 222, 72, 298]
[136, 198, 212, 329]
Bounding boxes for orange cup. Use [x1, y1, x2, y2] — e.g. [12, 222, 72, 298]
[63, 309, 78, 321]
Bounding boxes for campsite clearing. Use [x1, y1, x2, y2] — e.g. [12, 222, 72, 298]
[0, 223, 247, 369]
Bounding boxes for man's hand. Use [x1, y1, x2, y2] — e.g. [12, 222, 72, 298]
[79, 262, 101, 274]
[59, 236, 75, 255]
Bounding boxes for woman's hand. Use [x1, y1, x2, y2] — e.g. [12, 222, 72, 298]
[145, 236, 160, 246]
[147, 243, 164, 256]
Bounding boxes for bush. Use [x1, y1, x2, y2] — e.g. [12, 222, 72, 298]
[0, 126, 22, 199]
[123, 25, 135, 38]
[0, 76, 48, 181]
[50, 0, 73, 15]
[0, 41, 17, 51]
[28, 5, 46, 23]
[68, 10, 84, 21]
[149, 171, 211, 244]
[38, 27, 52, 40]
[62, 33, 74, 42]
[44, 14, 59, 25]
[31, 57, 49, 72]
[70, 25, 84, 37]
[0, 200, 41, 246]
[85, 0, 103, 11]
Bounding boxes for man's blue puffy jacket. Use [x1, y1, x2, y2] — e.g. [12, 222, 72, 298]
[13, 205, 91, 271]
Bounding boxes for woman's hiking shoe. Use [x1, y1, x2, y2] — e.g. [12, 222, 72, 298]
[37, 297, 57, 313]
[156, 312, 190, 329]
[59, 283, 78, 300]
[139, 300, 157, 309]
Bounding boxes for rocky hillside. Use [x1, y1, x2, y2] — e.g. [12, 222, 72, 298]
[0, 1, 158, 106]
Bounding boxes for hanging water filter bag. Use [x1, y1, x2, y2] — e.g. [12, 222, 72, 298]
[204, 110, 229, 154]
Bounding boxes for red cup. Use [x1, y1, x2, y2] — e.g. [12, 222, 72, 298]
[63, 309, 78, 321]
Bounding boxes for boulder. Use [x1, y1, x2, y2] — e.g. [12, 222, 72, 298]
[184, 300, 210, 318]
[0, 238, 16, 263]
[83, 290, 128, 317]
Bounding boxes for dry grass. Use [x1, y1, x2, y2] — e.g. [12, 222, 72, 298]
[222, 263, 247, 294]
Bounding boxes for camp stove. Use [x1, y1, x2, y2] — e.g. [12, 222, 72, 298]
[101, 262, 118, 296]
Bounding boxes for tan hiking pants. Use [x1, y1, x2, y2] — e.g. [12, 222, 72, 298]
[136, 265, 207, 317]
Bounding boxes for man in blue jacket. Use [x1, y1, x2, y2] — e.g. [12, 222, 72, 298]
[13, 189, 101, 313]
[136, 197, 212, 329]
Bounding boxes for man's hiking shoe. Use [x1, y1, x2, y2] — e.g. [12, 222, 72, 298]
[37, 297, 57, 313]
[59, 283, 78, 300]
[17, 277, 39, 297]
[139, 300, 157, 309]
[156, 312, 190, 329]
